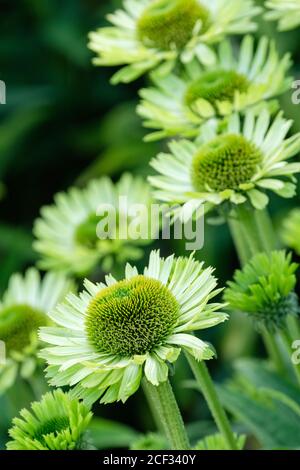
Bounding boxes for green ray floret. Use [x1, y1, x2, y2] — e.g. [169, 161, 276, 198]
[33, 174, 154, 276]
[0, 269, 70, 393]
[224, 251, 299, 331]
[137, 35, 291, 140]
[149, 108, 300, 216]
[88, 0, 261, 84]
[265, 0, 300, 31]
[6, 390, 92, 450]
[39, 250, 227, 405]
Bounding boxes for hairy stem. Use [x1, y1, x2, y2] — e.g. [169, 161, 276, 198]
[142, 378, 190, 450]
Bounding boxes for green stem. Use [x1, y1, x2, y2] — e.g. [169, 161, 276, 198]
[186, 353, 237, 450]
[142, 378, 190, 450]
[287, 315, 300, 342]
[280, 328, 300, 386]
[227, 204, 285, 374]
[262, 327, 286, 376]
[227, 205, 277, 262]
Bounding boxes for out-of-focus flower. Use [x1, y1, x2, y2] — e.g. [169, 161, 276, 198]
[40, 250, 227, 405]
[34, 174, 154, 277]
[138, 36, 291, 140]
[0, 269, 71, 393]
[88, 0, 261, 84]
[265, 0, 300, 31]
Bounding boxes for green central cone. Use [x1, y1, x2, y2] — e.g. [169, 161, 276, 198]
[0, 304, 46, 353]
[191, 134, 262, 192]
[33, 416, 69, 443]
[86, 275, 179, 356]
[185, 69, 250, 108]
[75, 214, 101, 248]
[137, 0, 210, 50]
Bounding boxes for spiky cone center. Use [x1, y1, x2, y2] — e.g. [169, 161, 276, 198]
[191, 134, 262, 192]
[85, 275, 180, 356]
[0, 304, 46, 353]
[34, 416, 69, 443]
[137, 0, 210, 50]
[185, 69, 250, 109]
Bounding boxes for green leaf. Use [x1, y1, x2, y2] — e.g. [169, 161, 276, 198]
[217, 383, 300, 449]
[234, 358, 300, 406]
[88, 418, 138, 450]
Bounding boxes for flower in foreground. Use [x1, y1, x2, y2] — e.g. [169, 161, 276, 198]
[0, 269, 70, 393]
[88, 0, 261, 84]
[6, 389, 92, 450]
[40, 250, 227, 405]
[281, 208, 300, 255]
[224, 251, 299, 331]
[138, 35, 291, 140]
[265, 0, 300, 31]
[149, 109, 300, 216]
[33, 174, 154, 276]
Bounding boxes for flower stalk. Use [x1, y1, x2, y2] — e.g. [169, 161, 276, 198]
[142, 378, 190, 450]
[186, 353, 238, 450]
[280, 328, 300, 386]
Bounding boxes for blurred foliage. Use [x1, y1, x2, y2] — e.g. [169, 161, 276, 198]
[1, 0, 300, 450]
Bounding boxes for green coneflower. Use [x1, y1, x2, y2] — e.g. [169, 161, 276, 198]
[88, 0, 261, 84]
[265, 0, 300, 31]
[149, 109, 300, 216]
[6, 389, 92, 450]
[39, 250, 227, 406]
[224, 251, 299, 331]
[0, 269, 70, 393]
[138, 35, 291, 140]
[33, 174, 154, 276]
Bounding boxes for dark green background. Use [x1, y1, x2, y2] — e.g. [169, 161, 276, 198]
[0, 0, 300, 449]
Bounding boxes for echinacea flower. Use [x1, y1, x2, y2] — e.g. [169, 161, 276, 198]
[40, 250, 227, 405]
[265, 0, 300, 31]
[0, 269, 71, 393]
[33, 174, 154, 276]
[6, 389, 92, 450]
[88, 0, 261, 84]
[149, 109, 300, 216]
[224, 251, 299, 331]
[281, 208, 300, 255]
[138, 36, 291, 140]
